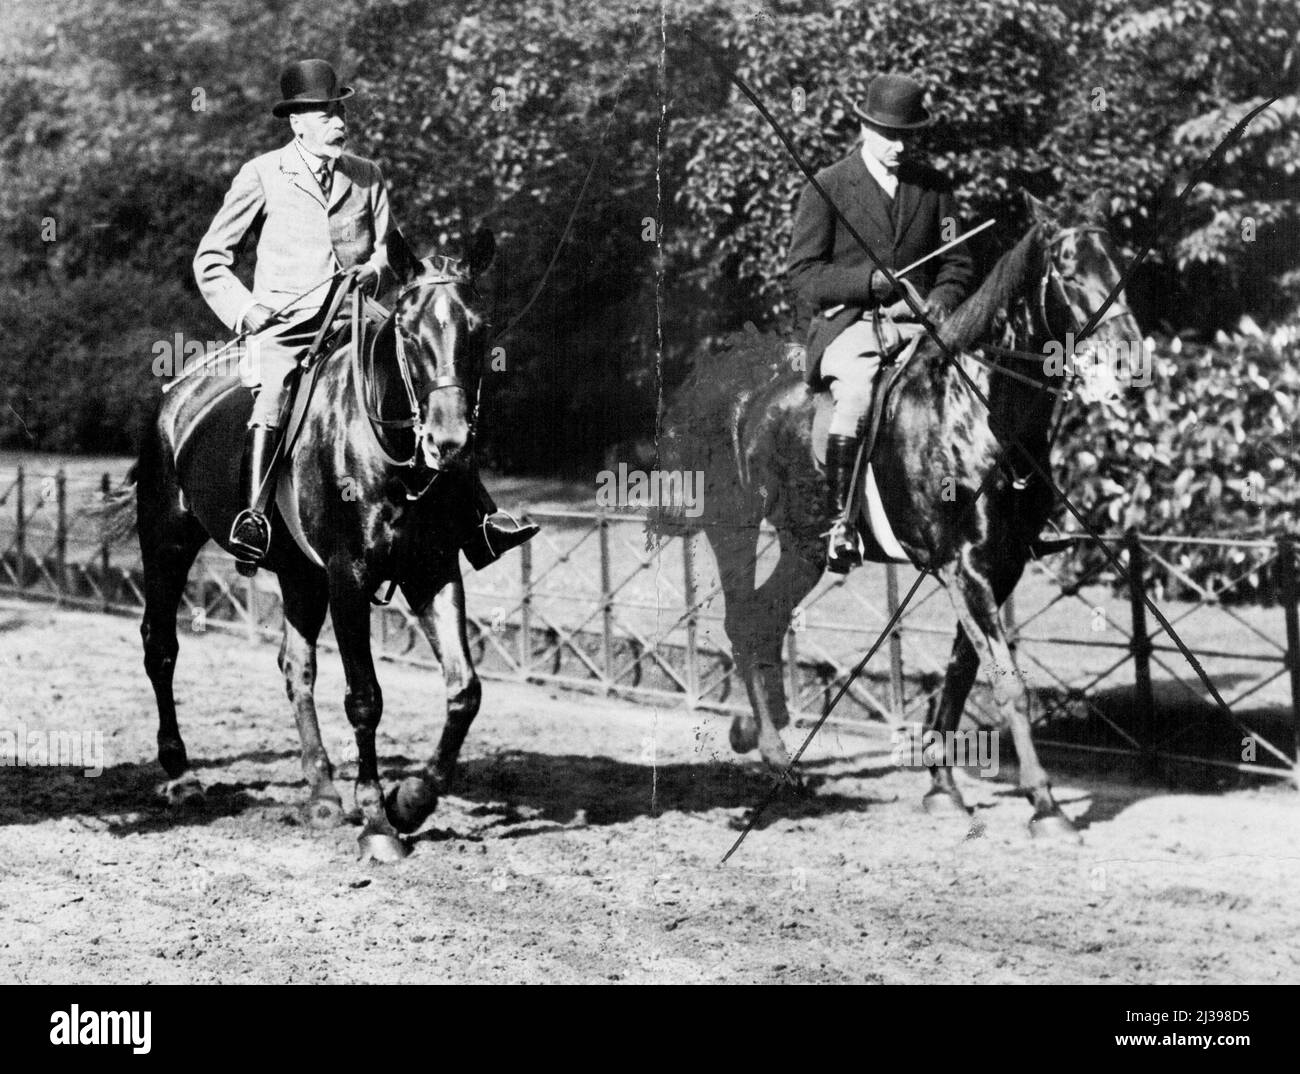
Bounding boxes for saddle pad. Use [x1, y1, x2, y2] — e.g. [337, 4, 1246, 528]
[159, 339, 336, 571]
[160, 340, 250, 464]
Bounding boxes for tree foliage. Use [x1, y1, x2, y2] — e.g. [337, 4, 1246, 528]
[0, 0, 1295, 505]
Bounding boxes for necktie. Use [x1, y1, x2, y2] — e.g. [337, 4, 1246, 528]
[318, 162, 333, 199]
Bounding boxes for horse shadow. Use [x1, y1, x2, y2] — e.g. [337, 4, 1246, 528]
[0, 745, 900, 838]
[0, 749, 304, 835]
[419, 749, 901, 835]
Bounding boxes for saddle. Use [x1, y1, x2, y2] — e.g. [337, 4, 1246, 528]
[811, 329, 925, 564]
[162, 281, 388, 566]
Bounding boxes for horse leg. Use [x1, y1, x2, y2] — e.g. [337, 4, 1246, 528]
[384, 565, 481, 834]
[138, 458, 207, 806]
[943, 559, 1078, 839]
[745, 541, 822, 771]
[924, 561, 1026, 815]
[276, 560, 342, 827]
[921, 625, 979, 815]
[706, 520, 819, 773]
[703, 522, 761, 754]
[328, 560, 406, 861]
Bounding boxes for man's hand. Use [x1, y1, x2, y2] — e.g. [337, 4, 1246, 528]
[241, 304, 280, 334]
[868, 269, 897, 302]
[348, 264, 380, 296]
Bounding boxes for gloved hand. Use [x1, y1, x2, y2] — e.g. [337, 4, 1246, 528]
[347, 264, 381, 296]
[240, 304, 280, 334]
[868, 269, 897, 302]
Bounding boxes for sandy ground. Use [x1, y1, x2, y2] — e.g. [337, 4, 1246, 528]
[1, 598, 1298, 984]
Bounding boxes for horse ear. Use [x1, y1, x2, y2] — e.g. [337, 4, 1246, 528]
[466, 227, 496, 278]
[1022, 191, 1057, 224]
[1082, 189, 1109, 224]
[385, 228, 421, 284]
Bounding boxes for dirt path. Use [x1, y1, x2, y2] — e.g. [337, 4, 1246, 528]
[1, 599, 1297, 984]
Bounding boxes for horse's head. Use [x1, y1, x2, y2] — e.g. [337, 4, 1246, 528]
[1026, 192, 1142, 347]
[383, 227, 495, 471]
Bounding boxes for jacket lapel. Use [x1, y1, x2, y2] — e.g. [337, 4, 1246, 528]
[846, 149, 894, 245]
[279, 143, 328, 209]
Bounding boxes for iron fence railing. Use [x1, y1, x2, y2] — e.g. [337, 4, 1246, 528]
[1, 465, 1296, 782]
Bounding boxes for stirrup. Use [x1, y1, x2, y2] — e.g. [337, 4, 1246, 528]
[823, 516, 862, 575]
[229, 508, 271, 563]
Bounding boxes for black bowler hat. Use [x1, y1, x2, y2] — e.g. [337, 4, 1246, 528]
[853, 73, 932, 131]
[271, 59, 354, 118]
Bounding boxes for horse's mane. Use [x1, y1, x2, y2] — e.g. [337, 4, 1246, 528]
[927, 224, 1047, 355]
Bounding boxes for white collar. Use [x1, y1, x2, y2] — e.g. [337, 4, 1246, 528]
[293, 138, 333, 175]
[859, 143, 898, 196]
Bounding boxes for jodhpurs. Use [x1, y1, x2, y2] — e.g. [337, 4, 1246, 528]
[820, 316, 925, 438]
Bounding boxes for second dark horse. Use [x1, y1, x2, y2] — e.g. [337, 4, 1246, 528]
[656, 197, 1140, 837]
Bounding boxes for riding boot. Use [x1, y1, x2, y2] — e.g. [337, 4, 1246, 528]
[229, 424, 277, 571]
[460, 473, 540, 571]
[824, 432, 862, 574]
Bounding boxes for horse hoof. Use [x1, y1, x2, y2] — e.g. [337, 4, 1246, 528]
[303, 795, 345, 829]
[384, 777, 439, 835]
[1029, 812, 1081, 842]
[357, 829, 409, 863]
[729, 720, 759, 754]
[770, 766, 806, 798]
[922, 790, 969, 816]
[158, 774, 205, 809]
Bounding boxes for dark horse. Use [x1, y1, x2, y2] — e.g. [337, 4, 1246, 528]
[655, 196, 1140, 837]
[103, 230, 496, 860]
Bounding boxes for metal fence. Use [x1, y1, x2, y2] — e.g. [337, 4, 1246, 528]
[2, 464, 1296, 783]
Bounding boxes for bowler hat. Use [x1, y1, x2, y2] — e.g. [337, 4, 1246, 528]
[272, 59, 354, 118]
[853, 73, 932, 131]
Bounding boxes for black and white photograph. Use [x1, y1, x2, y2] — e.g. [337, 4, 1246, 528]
[0, 0, 1297, 1018]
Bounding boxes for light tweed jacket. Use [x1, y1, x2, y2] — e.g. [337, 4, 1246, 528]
[193, 142, 393, 331]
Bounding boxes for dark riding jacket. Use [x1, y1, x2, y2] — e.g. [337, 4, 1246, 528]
[786, 149, 975, 386]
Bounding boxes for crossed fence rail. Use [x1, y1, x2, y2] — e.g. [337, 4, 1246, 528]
[1, 464, 1296, 783]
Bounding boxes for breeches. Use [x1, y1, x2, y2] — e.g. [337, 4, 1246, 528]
[820, 318, 925, 438]
[241, 309, 328, 429]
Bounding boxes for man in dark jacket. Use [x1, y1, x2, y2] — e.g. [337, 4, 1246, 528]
[786, 73, 974, 571]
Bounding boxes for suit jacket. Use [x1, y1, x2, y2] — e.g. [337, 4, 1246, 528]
[785, 148, 975, 386]
[194, 142, 393, 331]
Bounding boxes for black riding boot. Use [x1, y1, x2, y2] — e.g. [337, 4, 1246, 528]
[229, 424, 277, 572]
[824, 432, 862, 574]
[460, 473, 540, 571]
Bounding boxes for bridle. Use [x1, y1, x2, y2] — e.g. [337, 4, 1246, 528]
[970, 223, 1136, 403]
[1042, 225, 1134, 337]
[357, 258, 483, 473]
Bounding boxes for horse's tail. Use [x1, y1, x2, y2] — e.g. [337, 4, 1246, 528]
[647, 327, 791, 542]
[88, 463, 139, 544]
[644, 435, 706, 541]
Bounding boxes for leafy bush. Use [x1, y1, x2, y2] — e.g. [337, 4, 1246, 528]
[0, 268, 208, 453]
[1054, 332, 1300, 600]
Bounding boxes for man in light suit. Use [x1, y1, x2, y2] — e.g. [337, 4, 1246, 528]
[786, 73, 974, 572]
[195, 59, 536, 569]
